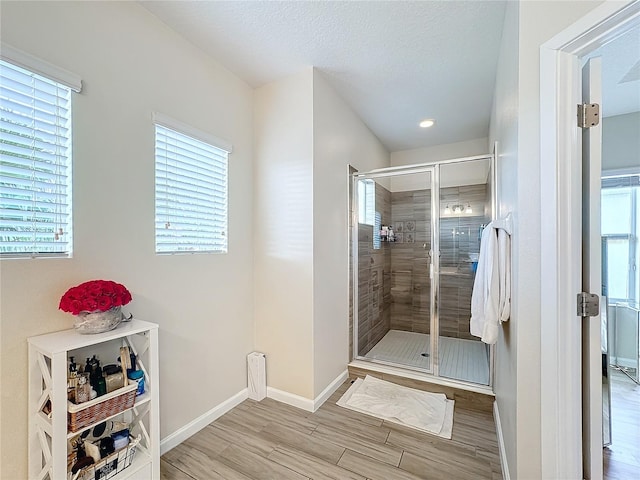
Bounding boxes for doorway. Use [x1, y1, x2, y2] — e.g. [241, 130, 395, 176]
[540, 2, 640, 478]
[582, 19, 640, 480]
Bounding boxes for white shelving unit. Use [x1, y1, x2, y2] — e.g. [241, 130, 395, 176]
[28, 319, 159, 480]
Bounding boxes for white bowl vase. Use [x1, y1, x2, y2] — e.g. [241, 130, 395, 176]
[74, 306, 123, 334]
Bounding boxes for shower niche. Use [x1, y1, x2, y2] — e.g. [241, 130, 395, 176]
[352, 156, 493, 386]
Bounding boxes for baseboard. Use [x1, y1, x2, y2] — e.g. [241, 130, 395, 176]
[613, 357, 636, 369]
[267, 370, 349, 413]
[313, 370, 348, 411]
[267, 386, 315, 412]
[160, 388, 248, 455]
[493, 400, 510, 480]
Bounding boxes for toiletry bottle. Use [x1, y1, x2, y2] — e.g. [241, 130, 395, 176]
[85, 357, 92, 377]
[104, 364, 124, 393]
[92, 358, 106, 397]
[96, 376, 106, 396]
[75, 373, 90, 404]
[127, 370, 145, 396]
[68, 356, 78, 389]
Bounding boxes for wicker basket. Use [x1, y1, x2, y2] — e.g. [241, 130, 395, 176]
[68, 383, 137, 433]
[69, 435, 140, 480]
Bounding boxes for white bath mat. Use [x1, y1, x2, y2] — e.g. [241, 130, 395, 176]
[337, 375, 454, 439]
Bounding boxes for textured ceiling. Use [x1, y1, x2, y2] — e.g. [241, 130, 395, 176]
[139, 1, 638, 152]
[140, 0, 507, 152]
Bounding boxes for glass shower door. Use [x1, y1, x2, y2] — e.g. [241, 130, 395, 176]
[437, 159, 491, 385]
[353, 169, 434, 373]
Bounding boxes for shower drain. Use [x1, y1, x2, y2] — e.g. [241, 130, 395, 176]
[420, 353, 430, 357]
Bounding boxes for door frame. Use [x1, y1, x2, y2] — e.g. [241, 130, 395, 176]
[350, 165, 437, 376]
[539, 1, 640, 478]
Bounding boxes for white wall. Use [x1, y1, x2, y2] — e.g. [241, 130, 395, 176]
[253, 69, 389, 401]
[602, 112, 640, 172]
[253, 69, 315, 398]
[489, 1, 606, 478]
[0, 2, 254, 479]
[391, 138, 489, 166]
[488, 1, 519, 477]
[390, 138, 489, 191]
[312, 70, 389, 396]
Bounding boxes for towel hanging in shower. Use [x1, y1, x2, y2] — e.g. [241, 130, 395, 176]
[470, 214, 512, 345]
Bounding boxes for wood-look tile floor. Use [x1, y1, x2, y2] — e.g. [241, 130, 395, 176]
[161, 379, 502, 480]
[604, 368, 640, 480]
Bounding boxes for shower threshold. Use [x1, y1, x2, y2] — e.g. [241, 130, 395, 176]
[361, 330, 490, 386]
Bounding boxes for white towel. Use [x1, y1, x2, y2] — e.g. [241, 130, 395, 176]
[470, 222, 500, 344]
[497, 227, 511, 323]
[470, 216, 512, 345]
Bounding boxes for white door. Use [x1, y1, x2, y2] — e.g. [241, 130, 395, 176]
[581, 56, 603, 480]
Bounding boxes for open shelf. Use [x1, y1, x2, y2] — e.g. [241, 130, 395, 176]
[28, 319, 160, 480]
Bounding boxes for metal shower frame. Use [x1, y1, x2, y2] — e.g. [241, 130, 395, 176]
[350, 146, 497, 389]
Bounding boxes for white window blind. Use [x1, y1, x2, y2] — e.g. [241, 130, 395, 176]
[155, 122, 229, 254]
[0, 59, 73, 256]
[358, 179, 375, 226]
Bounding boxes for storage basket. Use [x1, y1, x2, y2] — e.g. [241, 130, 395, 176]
[68, 383, 137, 433]
[69, 435, 140, 480]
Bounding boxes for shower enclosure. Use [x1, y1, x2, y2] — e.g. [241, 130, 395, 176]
[351, 155, 494, 387]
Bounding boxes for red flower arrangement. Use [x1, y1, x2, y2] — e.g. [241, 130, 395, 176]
[59, 280, 132, 315]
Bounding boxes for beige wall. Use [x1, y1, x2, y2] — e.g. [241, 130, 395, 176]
[489, 1, 606, 478]
[253, 69, 389, 401]
[0, 2, 254, 478]
[253, 69, 315, 398]
[312, 70, 389, 396]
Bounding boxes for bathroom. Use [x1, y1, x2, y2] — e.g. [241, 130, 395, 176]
[351, 155, 494, 387]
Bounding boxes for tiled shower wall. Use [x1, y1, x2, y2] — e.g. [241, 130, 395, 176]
[356, 183, 489, 357]
[389, 190, 432, 334]
[387, 184, 488, 340]
[439, 184, 488, 340]
[357, 184, 391, 356]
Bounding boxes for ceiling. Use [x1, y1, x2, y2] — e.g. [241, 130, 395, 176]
[140, 0, 507, 153]
[139, 1, 639, 153]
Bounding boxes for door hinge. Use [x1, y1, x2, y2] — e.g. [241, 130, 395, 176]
[577, 292, 600, 317]
[578, 103, 600, 128]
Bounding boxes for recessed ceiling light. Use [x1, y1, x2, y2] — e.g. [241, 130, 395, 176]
[419, 119, 435, 128]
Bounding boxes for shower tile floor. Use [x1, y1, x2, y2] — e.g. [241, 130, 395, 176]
[363, 329, 490, 385]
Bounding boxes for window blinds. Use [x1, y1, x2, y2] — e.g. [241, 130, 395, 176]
[0, 59, 73, 256]
[155, 124, 229, 254]
[358, 179, 375, 226]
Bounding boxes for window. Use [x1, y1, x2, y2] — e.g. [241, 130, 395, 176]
[602, 176, 639, 303]
[357, 178, 381, 249]
[154, 114, 231, 254]
[358, 179, 375, 226]
[0, 55, 78, 257]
